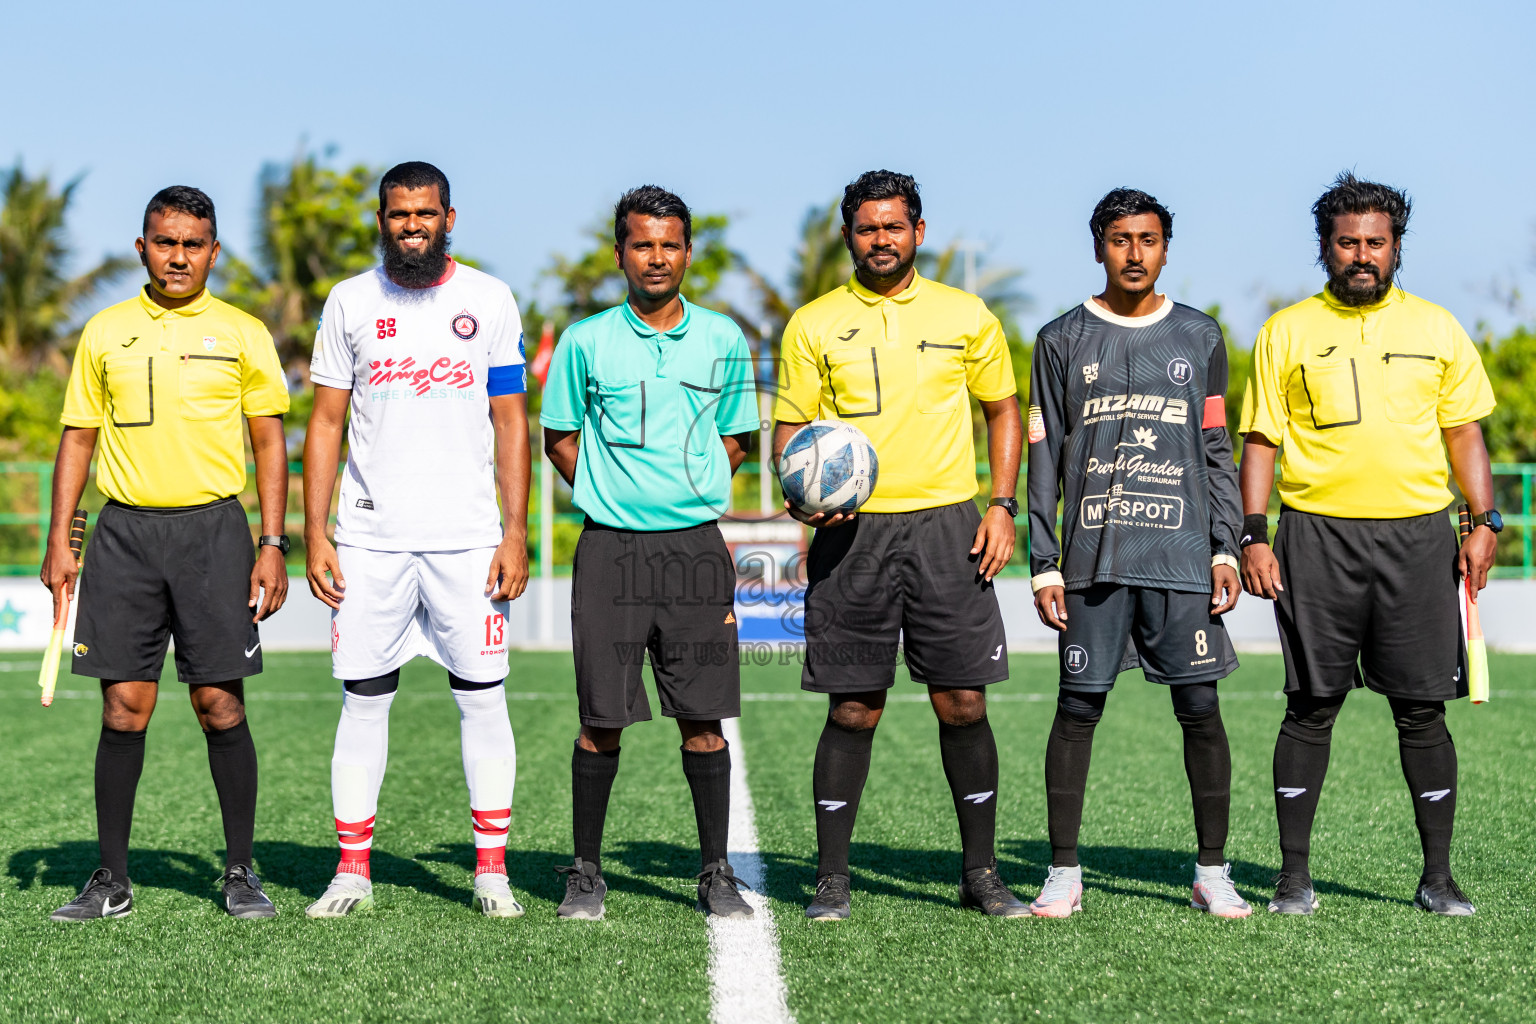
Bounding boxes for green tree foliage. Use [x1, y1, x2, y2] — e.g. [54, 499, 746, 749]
[218, 151, 379, 365]
[1478, 324, 1536, 463]
[738, 200, 851, 338]
[0, 163, 133, 370]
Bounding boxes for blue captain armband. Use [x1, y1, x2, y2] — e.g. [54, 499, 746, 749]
[487, 364, 526, 396]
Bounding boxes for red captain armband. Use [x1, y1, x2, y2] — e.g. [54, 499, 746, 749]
[1201, 395, 1226, 429]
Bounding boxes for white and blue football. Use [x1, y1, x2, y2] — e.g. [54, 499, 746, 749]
[777, 420, 879, 516]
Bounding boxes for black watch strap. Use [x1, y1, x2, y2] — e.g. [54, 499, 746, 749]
[989, 496, 1019, 517]
[1472, 509, 1504, 534]
[259, 534, 291, 555]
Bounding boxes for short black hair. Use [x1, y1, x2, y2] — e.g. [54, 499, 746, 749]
[143, 185, 217, 240]
[840, 170, 921, 228]
[379, 161, 450, 210]
[613, 185, 691, 247]
[1090, 188, 1172, 247]
[1312, 170, 1411, 264]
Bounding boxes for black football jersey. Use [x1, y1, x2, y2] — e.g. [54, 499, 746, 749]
[1026, 300, 1240, 593]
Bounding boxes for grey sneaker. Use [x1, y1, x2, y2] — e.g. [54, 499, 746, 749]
[50, 868, 133, 922]
[1415, 875, 1475, 916]
[222, 864, 277, 919]
[1267, 872, 1320, 915]
[555, 858, 607, 921]
[959, 862, 1030, 917]
[805, 872, 851, 921]
[696, 860, 754, 919]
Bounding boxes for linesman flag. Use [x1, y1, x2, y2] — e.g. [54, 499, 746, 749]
[529, 320, 555, 387]
[1457, 504, 1490, 705]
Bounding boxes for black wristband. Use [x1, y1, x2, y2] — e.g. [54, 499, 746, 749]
[1239, 513, 1270, 548]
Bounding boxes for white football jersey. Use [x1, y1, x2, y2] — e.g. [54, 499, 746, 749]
[311, 262, 525, 551]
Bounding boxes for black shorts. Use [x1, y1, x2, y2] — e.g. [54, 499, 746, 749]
[570, 520, 740, 729]
[1273, 507, 1465, 701]
[1057, 583, 1237, 691]
[72, 498, 261, 684]
[801, 500, 1008, 692]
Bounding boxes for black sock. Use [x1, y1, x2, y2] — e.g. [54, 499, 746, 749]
[205, 719, 258, 870]
[1176, 706, 1232, 867]
[1391, 699, 1457, 881]
[681, 745, 731, 868]
[938, 717, 999, 873]
[1044, 692, 1103, 868]
[95, 726, 147, 881]
[572, 743, 620, 872]
[1273, 695, 1341, 878]
[812, 717, 875, 877]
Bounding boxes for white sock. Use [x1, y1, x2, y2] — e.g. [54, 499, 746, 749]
[452, 683, 516, 874]
[331, 689, 395, 876]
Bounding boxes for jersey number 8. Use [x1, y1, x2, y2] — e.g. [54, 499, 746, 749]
[1194, 629, 1208, 657]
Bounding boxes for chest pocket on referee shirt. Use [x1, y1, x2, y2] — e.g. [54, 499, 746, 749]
[916, 340, 967, 414]
[105, 354, 155, 427]
[1382, 352, 1441, 424]
[180, 355, 242, 421]
[678, 381, 720, 457]
[1295, 359, 1362, 430]
[592, 379, 646, 448]
[823, 346, 881, 418]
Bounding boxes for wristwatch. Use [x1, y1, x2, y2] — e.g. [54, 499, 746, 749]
[259, 534, 291, 555]
[988, 496, 1019, 517]
[1471, 509, 1504, 534]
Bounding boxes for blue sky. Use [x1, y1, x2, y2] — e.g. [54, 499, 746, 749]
[11, 0, 1536, 342]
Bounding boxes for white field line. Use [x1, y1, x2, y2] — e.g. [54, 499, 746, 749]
[708, 716, 795, 1024]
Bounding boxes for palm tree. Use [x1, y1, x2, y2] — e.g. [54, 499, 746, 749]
[218, 149, 379, 365]
[0, 163, 133, 369]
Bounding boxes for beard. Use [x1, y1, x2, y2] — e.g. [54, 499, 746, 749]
[381, 227, 452, 289]
[1327, 259, 1393, 307]
[853, 245, 916, 286]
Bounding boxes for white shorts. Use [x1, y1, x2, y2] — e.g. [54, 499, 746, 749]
[331, 545, 510, 682]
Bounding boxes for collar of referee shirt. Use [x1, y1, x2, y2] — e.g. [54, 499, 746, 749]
[848, 271, 924, 305]
[1320, 283, 1405, 316]
[138, 284, 213, 318]
[621, 293, 693, 339]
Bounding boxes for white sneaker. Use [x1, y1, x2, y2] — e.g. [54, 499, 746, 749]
[1029, 865, 1083, 918]
[473, 871, 525, 918]
[1191, 862, 1251, 918]
[306, 872, 374, 918]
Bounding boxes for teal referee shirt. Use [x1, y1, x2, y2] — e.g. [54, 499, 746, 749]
[541, 298, 760, 531]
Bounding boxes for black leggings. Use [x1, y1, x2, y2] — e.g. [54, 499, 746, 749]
[344, 669, 501, 696]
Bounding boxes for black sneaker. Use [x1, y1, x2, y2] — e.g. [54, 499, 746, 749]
[1415, 875, 1475, 916]
[959, 863, 1029, 917]
[222, 864, 277, 919]
[555, 858, 607, 921]
[696, 860, 754, 920]
[1267, 871, 1320, 915]
[50, 868, 133, 922]
[805, 872, 851, 921]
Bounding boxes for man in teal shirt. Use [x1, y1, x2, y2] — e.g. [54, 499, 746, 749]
[542, 185, 759, 922]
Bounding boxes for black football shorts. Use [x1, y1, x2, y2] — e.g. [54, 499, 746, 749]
[571, 520, 740, 728]
[72, 497, 262, 684]
[1272, 507, 1465, 701]
[800, 500, 1009, 692]
[1057, 583, 1237, 691]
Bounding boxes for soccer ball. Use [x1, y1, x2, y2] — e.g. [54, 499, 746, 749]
[777, 420, 879, 516]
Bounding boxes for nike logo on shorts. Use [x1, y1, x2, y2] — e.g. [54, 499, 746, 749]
[245, 642, 261, 658]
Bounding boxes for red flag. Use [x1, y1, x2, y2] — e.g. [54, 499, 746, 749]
[530, 321, 555, 387]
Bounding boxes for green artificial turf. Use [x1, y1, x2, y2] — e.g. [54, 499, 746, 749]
[1, 652, 1533, 1023]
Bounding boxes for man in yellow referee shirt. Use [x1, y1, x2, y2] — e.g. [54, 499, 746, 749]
[40, 186, 291, 922]
[773, 170, 1026, 920]
[1239, 172, 1497, 917]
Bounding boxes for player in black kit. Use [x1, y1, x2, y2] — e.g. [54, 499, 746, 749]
[1024, 189, 1250, 919]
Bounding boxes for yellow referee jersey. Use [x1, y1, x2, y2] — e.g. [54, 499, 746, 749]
[774, 273, 1015, 513]
[1239, 286, 1494, 518]
[61, 288, 289, 507]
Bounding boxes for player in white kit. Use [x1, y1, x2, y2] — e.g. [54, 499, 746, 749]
[301, 162, 531, 918]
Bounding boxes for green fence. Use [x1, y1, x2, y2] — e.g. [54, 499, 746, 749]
[3, 460, 1533, 579]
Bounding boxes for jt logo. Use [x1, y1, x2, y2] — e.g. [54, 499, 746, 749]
[837, 328, 860, 341]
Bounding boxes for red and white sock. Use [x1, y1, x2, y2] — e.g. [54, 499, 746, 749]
[331, 689, 395, 879]
[454, 684, 516, 877]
